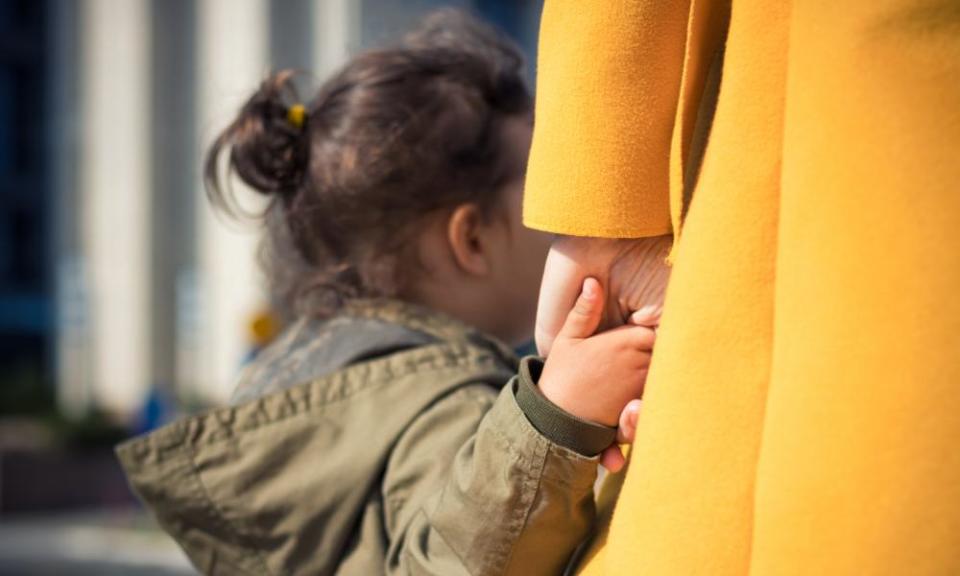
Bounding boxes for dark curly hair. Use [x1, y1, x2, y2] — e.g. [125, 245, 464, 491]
[204, 9, 533, 319]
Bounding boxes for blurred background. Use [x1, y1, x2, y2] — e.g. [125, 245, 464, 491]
[0, 0, 542, 572]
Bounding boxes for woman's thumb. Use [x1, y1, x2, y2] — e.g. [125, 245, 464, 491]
[558, 277, 604, 340]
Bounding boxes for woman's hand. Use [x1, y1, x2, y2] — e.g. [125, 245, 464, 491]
[535, 235, 673, 356]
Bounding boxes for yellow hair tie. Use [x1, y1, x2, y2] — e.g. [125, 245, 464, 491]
[287, 104, 306, 129]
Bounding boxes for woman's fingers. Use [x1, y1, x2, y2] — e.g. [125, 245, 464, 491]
[629, 307, 662, 328]
[535, 240, 598, 355]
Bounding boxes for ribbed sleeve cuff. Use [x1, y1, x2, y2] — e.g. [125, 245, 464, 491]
[513, 356, 617, 457]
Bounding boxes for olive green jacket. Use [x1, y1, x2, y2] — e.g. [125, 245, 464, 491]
[117, 301, 616, 575]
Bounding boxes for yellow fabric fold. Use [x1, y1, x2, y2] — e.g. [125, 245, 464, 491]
[750, 1, 960, 573]
[667, 0, 730, 249]
[527, 0, 960, 574]
[597, 0, 788, 573]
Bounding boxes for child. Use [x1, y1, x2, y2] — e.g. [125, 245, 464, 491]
[118, 10, 656, 575]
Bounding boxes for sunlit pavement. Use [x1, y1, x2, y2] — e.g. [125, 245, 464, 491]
[0, 509, 195, 575]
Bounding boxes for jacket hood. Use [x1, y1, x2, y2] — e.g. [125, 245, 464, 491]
[117, 300, 517, 575]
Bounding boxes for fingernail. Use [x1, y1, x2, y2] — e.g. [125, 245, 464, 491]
[582, 277, 599, 299]
[628, 402, 641, 428]
[635, 304, 658, 317]
[630, 309, 660, 325]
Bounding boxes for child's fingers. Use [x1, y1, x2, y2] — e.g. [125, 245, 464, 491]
[602, 324, 657, 351]
[557, 277, 605, 340]
[600, 444, 625, 473]
[617, 400, 642, 444]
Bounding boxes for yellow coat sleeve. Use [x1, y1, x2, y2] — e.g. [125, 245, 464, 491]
[522, 0, 688, 238]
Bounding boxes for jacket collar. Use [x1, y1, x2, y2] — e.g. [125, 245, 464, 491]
[342, 298, 519, 367]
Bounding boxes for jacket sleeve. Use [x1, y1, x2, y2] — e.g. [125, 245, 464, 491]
[382, 358, 617, 576]
[522, 0, 691, 239]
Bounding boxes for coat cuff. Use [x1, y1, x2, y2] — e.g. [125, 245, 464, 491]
[513, 356, 618, 457]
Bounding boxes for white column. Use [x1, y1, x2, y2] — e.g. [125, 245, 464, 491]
[78, 0, 152, 418]
[313, 0, 361, 76]
[193, 0, 269, 403]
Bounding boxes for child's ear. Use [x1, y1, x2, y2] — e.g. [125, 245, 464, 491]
[446, 203, 491, 277]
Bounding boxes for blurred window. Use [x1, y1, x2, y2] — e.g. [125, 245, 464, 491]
[0, 0, 49, 392]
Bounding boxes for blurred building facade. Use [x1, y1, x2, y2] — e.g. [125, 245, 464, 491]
[1, 0, 542, 423]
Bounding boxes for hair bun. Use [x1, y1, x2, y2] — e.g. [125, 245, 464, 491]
[204, 70, 309, 215]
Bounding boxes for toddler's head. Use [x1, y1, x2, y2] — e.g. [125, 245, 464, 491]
[206, 10, 550, 345]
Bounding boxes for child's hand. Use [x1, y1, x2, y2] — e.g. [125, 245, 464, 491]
[539, 277, 656, 429]
[597, 399, 642, 473]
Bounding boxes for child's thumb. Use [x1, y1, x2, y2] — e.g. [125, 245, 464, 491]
[558, 277, 604, 340]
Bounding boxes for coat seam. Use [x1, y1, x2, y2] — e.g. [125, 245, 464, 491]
[185, 447, 275, 576]
[497, 431, 550, 574]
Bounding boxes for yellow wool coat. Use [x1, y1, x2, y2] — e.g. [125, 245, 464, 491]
[524, 0, 960, 574]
